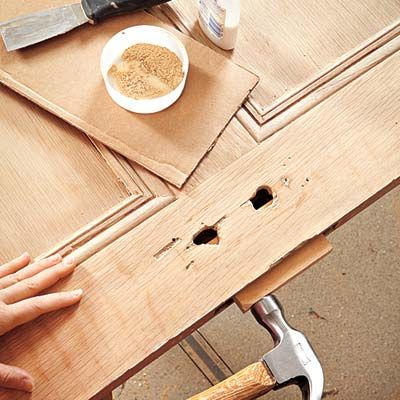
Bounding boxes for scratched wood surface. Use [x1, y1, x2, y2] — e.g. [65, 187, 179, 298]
[0, 86, 136, 262]
[161, 0, 400, 121]
[0, 46, 399, 400]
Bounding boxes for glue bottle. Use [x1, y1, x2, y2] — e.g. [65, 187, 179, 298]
[198, 0, 240, 50]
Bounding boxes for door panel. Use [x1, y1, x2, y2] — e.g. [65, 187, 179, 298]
[0, 86, 135, 260]
[1, 45, 399, 400]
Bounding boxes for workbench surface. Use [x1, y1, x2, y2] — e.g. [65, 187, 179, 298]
[0, 1, 399, 399]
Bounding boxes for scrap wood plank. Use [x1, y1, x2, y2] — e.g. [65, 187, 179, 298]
[1, 49, 399, 400]
[0, 1, 258, 188]
[234, 235, 333, 312]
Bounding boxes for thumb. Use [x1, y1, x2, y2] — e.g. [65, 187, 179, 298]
[0, 363, 34, 392]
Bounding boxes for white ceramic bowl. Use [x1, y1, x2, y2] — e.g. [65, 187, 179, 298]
[100, 25, 189, 114]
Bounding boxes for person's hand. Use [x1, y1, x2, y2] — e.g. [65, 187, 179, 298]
[0, 252, 83, 393]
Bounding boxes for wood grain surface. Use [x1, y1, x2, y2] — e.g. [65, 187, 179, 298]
[0, 46, 399, 400]
[161, 1, 400, 121]
[236, 24, 400, 142]
[0, 1, 258, 188]
[187, 362, 276, 400]
[173, 117, 257, 195]
[0, 86, 132, 262]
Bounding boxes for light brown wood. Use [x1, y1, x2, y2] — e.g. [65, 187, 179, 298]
[0, 47, 399, 400]
[237, 27, 400, 142]
[187, 362, 276, 400]
[0, 2, 258, 188]
[88, 140, 144, 196]
[38, 196, 174, 265]
[160, 1, 400, 122]
[0, 83, 176, 264]
[37, 196, 143, 259]
[173, 117, 257, 196]
[124, 161, 174, 199]
[0, 85, 133, 262]
[234, 235, 332, 312]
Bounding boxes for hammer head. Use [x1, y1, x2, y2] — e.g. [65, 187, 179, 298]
[252, 295, 324, 400]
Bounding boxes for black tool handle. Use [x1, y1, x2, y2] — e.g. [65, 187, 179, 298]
[81, 0, 170, 23]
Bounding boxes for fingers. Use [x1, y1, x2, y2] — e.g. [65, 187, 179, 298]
[0, 254, 62, 290]
[0, 363, 34, 392]
[0, 253, 30, 279]
[8, 290, 83, 331]
[0, 256, 76, 304]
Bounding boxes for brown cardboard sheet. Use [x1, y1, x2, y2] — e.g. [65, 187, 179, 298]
[0, 1, 258, 187]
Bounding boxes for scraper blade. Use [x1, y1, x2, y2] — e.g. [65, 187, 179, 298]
[0, 3, 89, 52]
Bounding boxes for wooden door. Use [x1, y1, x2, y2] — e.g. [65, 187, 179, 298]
[0, 2, 399, 399]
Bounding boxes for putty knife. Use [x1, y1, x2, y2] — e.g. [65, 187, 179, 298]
[0, 0, 170, 52]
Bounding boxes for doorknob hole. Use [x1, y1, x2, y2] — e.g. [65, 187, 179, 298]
[193, 227, 219, 245]
[250, 187, 273, 210]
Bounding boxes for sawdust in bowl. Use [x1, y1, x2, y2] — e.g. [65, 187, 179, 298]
[108, 43, 184, 100]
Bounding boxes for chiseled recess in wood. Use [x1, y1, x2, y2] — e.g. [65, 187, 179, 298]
[0, 86, 131, 262]
[158, 2, 400, 123]
[237, 27, 400, 142]
[171, 117, 257, 196]
[234, 235, 332, 312]
[1, 49, 399, 400]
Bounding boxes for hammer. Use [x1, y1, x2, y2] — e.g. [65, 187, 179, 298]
[188, 295, 324, 400]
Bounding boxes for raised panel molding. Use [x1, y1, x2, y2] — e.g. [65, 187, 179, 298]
[0, 85, 174, 262]
[153, 3, 400, 142]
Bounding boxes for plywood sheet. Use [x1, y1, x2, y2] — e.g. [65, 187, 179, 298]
[162, 0, 400, 120]
[1, 46, 399, 400]
[0, 2, 258, 187]
[0, 86, 132, 262]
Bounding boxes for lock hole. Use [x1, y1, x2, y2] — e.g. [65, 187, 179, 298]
[250, 187, 273, 210]
[193, 227, 219, 245]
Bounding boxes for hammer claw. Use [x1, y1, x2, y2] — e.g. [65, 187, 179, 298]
[187, 295, 324, 400]
[252, 295, 324, 400]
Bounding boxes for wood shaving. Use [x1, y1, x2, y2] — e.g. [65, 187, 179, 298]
[109, 43, 184, 100]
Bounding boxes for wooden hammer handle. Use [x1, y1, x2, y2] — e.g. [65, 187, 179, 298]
[187, 362, 276, 400]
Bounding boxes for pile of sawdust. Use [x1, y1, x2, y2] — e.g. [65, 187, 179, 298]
[108, 43, 184, 100]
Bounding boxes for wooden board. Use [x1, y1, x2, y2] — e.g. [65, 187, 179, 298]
[160, 1, 400, 122]
[1, 45, 399, 400]
[0, 1, 259, 188]
[0, 85, 135, 262]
